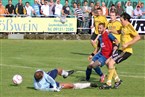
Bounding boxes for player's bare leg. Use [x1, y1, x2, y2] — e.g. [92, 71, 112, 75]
[57, 68, 74, 78]
[91, 61, 105, 83]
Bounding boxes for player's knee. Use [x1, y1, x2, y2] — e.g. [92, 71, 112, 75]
[87, 65, 93, 69]
[57, 68, 62, 75]
[108, 60, 115, 69]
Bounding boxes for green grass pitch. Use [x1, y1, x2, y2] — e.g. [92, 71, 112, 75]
[0, 39, 144, 97]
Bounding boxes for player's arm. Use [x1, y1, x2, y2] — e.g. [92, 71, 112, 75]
[108, 33, 120, 49]
[122, 24, 141, 49]
[109, 29, 121, 34]
[46, 74, 57, 89]
[123, 34, 140, 48]
[88, 42, 100, 61]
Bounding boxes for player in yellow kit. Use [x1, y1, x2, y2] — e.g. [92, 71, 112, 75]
[107, 11, 122, 43]
[106, 11, 122, 86]
[91, 8, 108, 49]
[100, 12, 141, 89]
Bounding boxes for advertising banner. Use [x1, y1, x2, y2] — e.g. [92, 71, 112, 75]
[0, 18, 77, 33]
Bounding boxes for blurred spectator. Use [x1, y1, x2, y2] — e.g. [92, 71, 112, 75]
[109, 4, 117, 16]
[0, 0, 6, 17]
[88, 2, 95, 34]
[15, 0, 26, 16]
[52, 0, 63, 17]
[5, 0, 14, 17]
[101, 2, 108, 16]
[82, 1, 90, 18]
[125, 1, 133, 17]
[40, 0, 45, 5]
[25, 2, 34, 17]
[116, 2, 124, 16]
[49, 0, 54, 17]
[133, 5, 142, 19]
[89, 1, 94, 11]
[74, 2, 84, 34]
[82, 1, 90, 31]
[32, 0, 41, 17]
[41, 0, 49, 17]
[94, 2, 101, 10]
[62, 0, 71, 17]
[140, 2, 145, 19]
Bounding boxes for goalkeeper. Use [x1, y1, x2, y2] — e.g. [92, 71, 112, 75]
[34, 68, 97, 92]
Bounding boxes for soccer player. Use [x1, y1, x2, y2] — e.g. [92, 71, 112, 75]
[91, 8, 108, 49]
[86, 23, 119, 82]
[100, 12, 141, 89]
[106, 11, 122, 83]
[34, 68, 98, 92]
[89, 8, 108, 82]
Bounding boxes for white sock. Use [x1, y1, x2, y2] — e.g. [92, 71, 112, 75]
[114, 76, 120, 82]
[73, 83, 91, 89]
[61, 70, 68, 77]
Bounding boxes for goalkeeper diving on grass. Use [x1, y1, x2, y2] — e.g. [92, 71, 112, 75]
[34, 68, 98, 92]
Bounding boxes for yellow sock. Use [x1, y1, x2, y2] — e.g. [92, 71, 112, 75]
[113, 69, 120, 82]
[107, 68, 115, 86]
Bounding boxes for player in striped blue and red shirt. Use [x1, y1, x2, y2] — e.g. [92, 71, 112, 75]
[86, 23, 119, 82]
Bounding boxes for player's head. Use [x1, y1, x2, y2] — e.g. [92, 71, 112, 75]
[110, 11, 117, 21]
[98, 23, 105, 34]
[120, 12, 131, 26]
[34, 71, 43, 82]
[96, 8, 102, 16]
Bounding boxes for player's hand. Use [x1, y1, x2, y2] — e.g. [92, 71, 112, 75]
[53, 87, 60, 92]
[113, 45, 118, 50]
[88, 55, 93, 61]
[122, 43, 128, 49]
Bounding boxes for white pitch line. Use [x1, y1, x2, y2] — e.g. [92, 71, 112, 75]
[76, 71, 145, 79]
[0, 64, 35, 69]
[0, 64, 145, 79]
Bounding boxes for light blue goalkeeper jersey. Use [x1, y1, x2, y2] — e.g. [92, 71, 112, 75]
[34, 70, 57, 91]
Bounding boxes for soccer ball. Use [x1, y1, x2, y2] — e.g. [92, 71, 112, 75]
[12, 74, 23, 85]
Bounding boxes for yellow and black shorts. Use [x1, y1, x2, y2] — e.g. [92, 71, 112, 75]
[112, 50, 132, 64]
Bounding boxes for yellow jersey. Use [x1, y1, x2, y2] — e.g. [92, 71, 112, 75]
[120, 23, 138, 53]
[107, 20, 122, 42]
[94, 15, 108, 34]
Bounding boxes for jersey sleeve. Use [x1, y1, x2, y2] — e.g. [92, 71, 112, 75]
[45, 73, 57, 88]
[108, 33, 116, 41]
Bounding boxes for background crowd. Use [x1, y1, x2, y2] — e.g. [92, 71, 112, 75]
[0, 0, 145, 34]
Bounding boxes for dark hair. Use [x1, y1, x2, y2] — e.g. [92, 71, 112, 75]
[84, 0, 88, 3]
[77, 3, 81, 6]
[110, 11, 117, 15]
[97, 7, 102, 11]
[111, 4, 115, 6]
[120, 12, 131, 22]
[25, 2, 29, 4]
[99, 23, 105, 27]
[90, 1, 94, 3]
[73, 2, 77, 4]
[34, 71, 43, 82]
